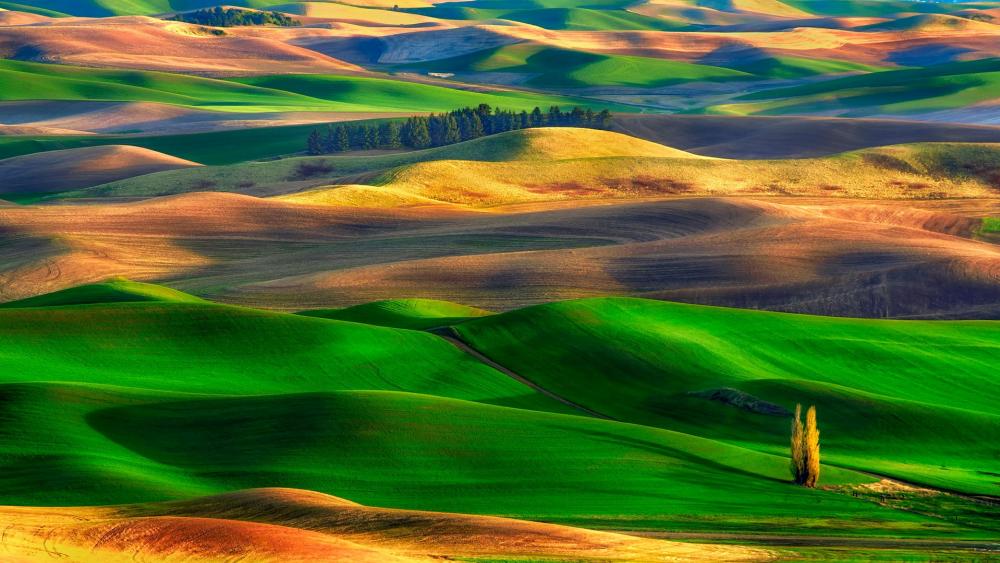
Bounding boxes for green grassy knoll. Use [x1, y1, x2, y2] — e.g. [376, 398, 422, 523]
[299, 298, 492, 330]
[454, 298, 1000, 495]
[0, 1, 69, 15]
[0, 279, 206, 308]
[230, 73, 615, 112]
[0, 285, 995, 537]
[406, 2, 686, 31]
[0, 60, 333, 113]
[0, 59, 606, 115]
[708, 58, 1000, 116]
[400, 44, 751, 88]
[0, 297, 564, 412]
[723, 55, 885, 80]
[982, 217, 1000, 233]
[0, 122, 345, 165]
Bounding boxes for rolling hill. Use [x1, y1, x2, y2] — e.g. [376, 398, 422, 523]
[298, 298, 492, 329]
[0, 59, 604, 115]
[398, 43, 753, 88]
[0, 285, 995, 542]
[454, 297, 1000, 495]
[709, 58, 1000, 118]
[0, 144, 199, 197]
[2, 0, 1000, 559]
[0, 278, 206, 307]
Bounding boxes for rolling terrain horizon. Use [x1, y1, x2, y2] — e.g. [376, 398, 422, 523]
[0, 1, 998, 561]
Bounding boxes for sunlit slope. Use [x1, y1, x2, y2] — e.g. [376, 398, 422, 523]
[0, 60, 333, 113]
[71, 128, 704, 199]
[0, 279, 205, 308]
[299, 298, 492, 330]
[279, 141, 1000, 208]
[454, 298, 1000, 494]
[2, 381, 961, 538]
[0, 489, 767, 563]
[0, 298, 562, 412]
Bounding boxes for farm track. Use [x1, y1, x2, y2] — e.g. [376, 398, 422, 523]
[429, 326, 615, 420]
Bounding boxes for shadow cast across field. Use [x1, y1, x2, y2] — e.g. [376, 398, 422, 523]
[549, 425, 789, 486]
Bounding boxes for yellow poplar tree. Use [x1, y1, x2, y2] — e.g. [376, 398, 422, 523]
[804, 405, 821, 488]
[789, 404, 805, 484]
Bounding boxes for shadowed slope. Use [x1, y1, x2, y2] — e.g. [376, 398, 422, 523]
[0, 145, 199, 197]
[612, 115, 1000, 158]
[299, 298, 492, 329]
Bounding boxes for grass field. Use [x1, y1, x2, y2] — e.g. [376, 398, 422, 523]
[0, 283, 996, 540]
[399, 44, 752, 88]
[781, 0, 990, 17]
[0, 120, 387, 166]
[406, 3, 687, 31]
[454, 298, 1000, 495]
[0, 60, 611, 115]
[708, 59, 1000, 117]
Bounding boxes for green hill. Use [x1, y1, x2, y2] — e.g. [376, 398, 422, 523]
[400, 44, 751, 88]
[0, 296, 564, 412]
[781, 0, 983, 17]
[3, 382, 918, 535]
[0, 59, 607, 115]
[298, 298, 492, 330]
[0, 278, 206, 308]
[230, 73, 626, 112]
[406, 2, 686, 31]
[0, 59, 332, 113]
[0, 284, 996, 538]
[454, 298, 1000, 495]
[708, 58, 1000, 116]
[0, 1, 69, 15]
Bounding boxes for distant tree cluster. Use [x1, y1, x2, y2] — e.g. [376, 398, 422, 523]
[790, 404, 821, 488]
[169, 7, 299, 27]
[306, 104, 613, 155]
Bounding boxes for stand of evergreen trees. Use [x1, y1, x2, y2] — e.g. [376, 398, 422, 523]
[169, 7, 299, 27]
[306, 104, 613, 155]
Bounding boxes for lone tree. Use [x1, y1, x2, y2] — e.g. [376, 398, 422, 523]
[790, 404, 820, 487]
